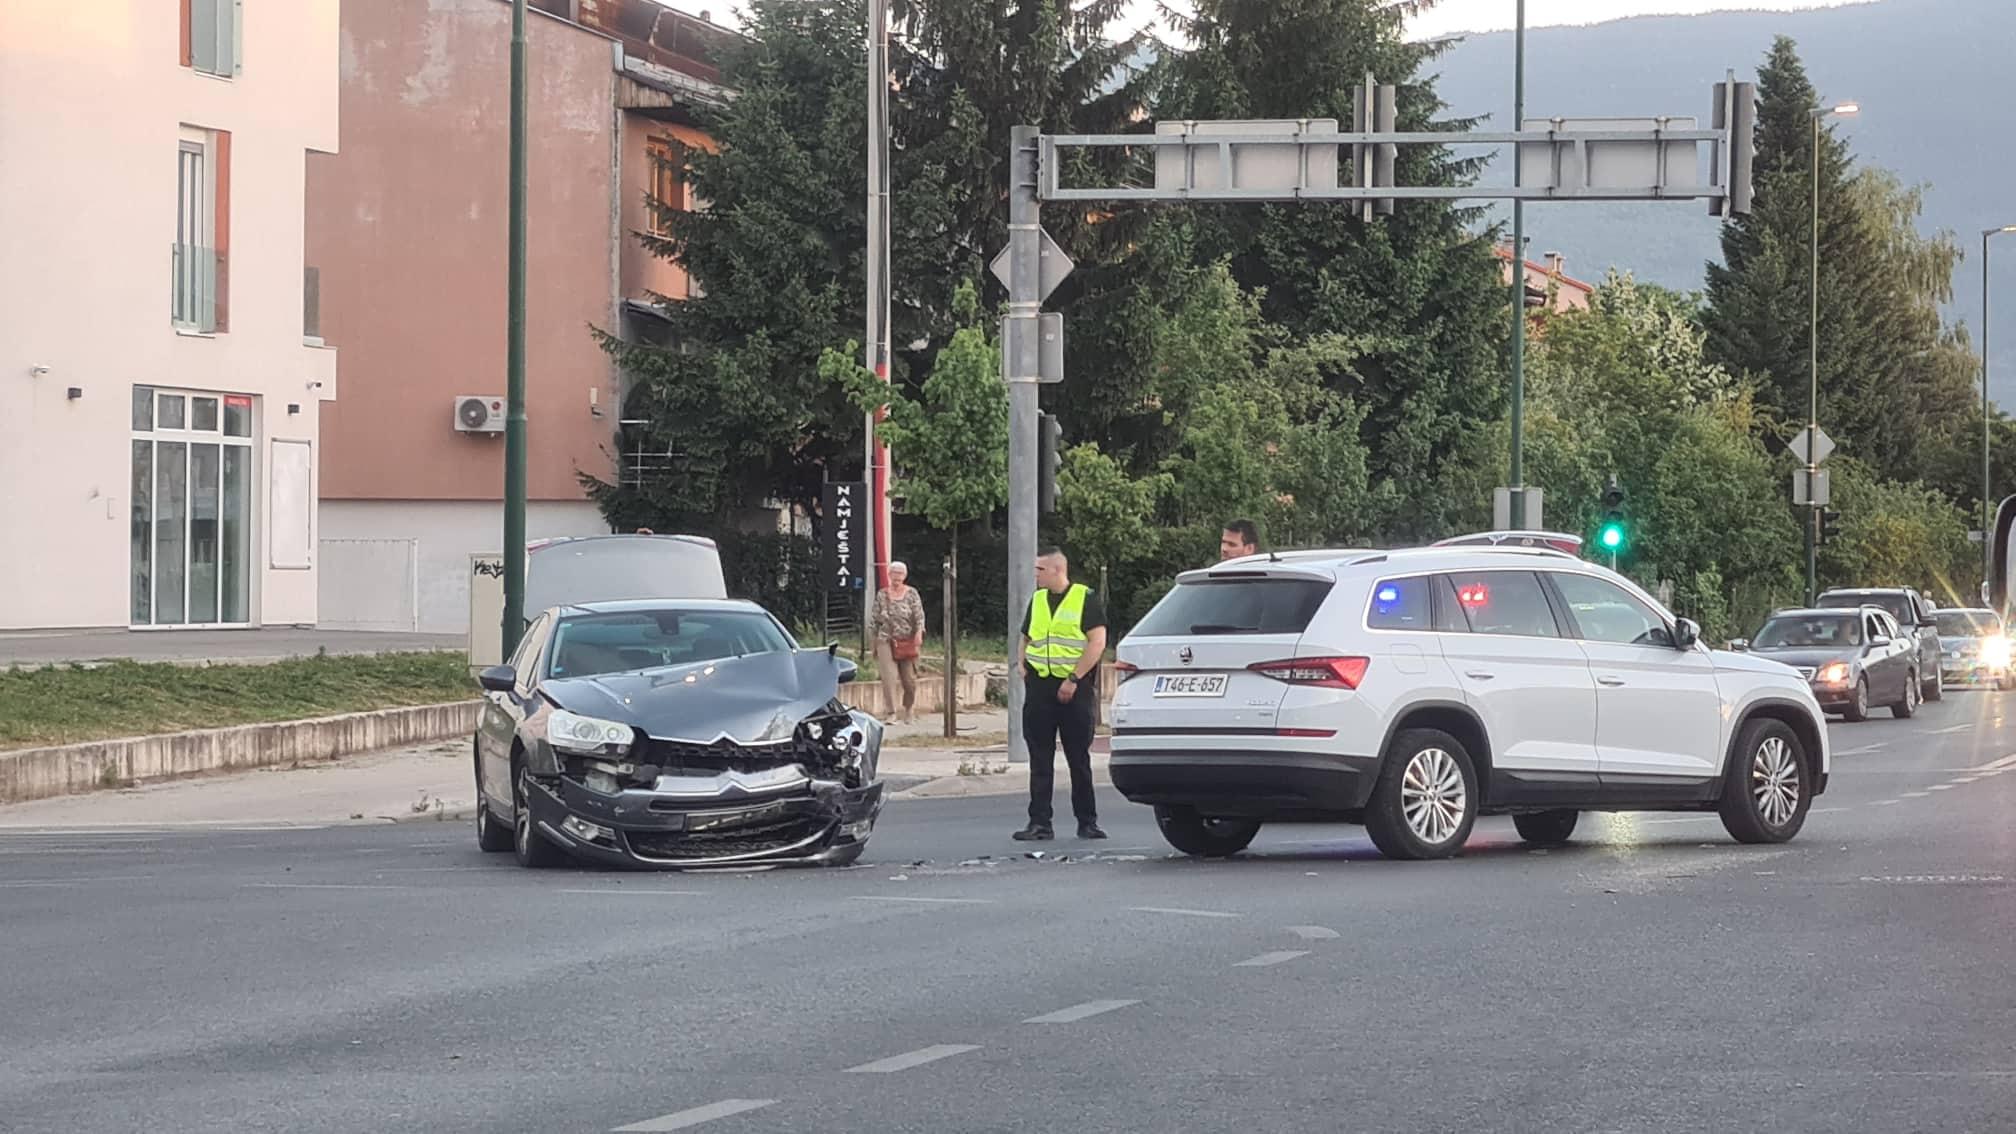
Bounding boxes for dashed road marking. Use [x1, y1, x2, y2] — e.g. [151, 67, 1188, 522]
[1128, 906, 1242, 919]
[1873, 799, 1901, 806]
[614, 1099, 779, 1131]
[853, 895, 995, 905]
[0, 875, 156, 888]
[1286, 925, 1341, 940]
[242, 882, 422, 891]
[1902, 791, 1931, 798]
[844, 1044, 980, 1073]
[1024, 999, 1140, 1024]
[1233, 950, 1309, 968]
[1978, 754, 2016, 771]
[1932, 724, 1972, 735]
[1956, 777, 1981, 784]
[558, 889, 703, 897]
[1928, 784, 1956, 791]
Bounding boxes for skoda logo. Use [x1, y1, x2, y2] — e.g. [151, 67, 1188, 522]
[1179, 647, 1194, 665]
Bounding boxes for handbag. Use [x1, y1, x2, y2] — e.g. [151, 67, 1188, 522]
[890, 637, 920, 661]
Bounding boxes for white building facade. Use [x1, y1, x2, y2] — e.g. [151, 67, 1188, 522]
[0, 0, 340, 630]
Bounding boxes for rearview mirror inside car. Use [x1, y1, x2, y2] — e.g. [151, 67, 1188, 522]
[478, 665, 516, 692]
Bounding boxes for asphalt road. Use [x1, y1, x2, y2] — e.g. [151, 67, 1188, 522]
[4, 692, 2015, 1133]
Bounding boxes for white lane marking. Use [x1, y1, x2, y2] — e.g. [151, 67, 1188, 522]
[245, 881, 429, 891]
[1979, 754, 2016, 771]
[1902, 791, 1931, 798]
[843, 1044, 980, 1073]
[1955, 777, 1981, 784]
[1812, 807, 1848, 814]
[1128, 906, 1241, 919]
[1928, 784, 1956, 791]
[1287, 925, 1341, 940]
[1833, 746, 1882, 756]
[614, 1099, 778, 1131]
[1024, 999, 1141, 1024]
[0, 875, 156, 888]
[852, 895, 996, 905]
[1639, 815, 1720, 825]
[1932, 724, 1972, 735]
[558, 889, 703, 897]
[1233, 950, 1310, 968]
[1873, 799, 1901, 806]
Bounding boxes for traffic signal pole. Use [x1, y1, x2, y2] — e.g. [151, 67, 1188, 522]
[501, 0, 529, 658]
[1508, 0, 1528, 530]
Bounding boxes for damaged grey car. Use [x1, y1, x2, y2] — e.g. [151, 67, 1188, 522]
[472, 600, 885, 869]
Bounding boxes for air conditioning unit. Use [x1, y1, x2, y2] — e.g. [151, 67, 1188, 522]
[454, 395, 506, 434]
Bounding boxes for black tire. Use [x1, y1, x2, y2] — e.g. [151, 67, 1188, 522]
[1513, 810, 1579, 847]
[1891, 672, 1920, 719]
[475, 747, 514, 853]
[1153, 806, 1261, 858]
[1717, 718, 1812, 844]
[513, 763, 570, 869]
[1841, 678, 1870, 722]
[1364, 728, 1479, 861]
[1924, 666, 1944, 701]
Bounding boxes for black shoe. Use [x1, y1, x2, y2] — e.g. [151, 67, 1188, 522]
[1013, 824, 1055, 842]
[1078, 821, 1108, 840]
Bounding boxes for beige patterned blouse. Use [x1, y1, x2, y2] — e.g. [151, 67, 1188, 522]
[872, 587, 926, 643]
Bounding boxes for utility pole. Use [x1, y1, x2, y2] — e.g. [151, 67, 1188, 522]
[1003, 125, 1040, 764]
[861, 0, 892, 642]
[1985, 225, 2015, 590]
[1807, 101, 1857, 605]
[501, 0, 529, 657]
[1507, 0, 1528, 530]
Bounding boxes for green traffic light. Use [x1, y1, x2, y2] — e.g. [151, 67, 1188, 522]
[1598, 522, 1625, 550]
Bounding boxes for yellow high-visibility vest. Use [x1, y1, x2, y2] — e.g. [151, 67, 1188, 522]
[1027, 584, 1090, 679]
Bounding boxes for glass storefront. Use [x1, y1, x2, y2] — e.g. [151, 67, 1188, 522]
[131, 386, 253, 627]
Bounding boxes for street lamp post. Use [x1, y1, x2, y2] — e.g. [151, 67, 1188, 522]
[1806, 101, 1857, 606]
[1984, 224, 2016, 590]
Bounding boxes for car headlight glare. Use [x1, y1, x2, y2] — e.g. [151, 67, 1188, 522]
[1817, 662, 1850, 684]
[548, 709, 634, 753]
[1982, 637, 2011, 666]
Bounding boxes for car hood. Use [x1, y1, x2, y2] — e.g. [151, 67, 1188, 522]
[542, 650, 849, 744]
[1940, 636, 1982, 652]
[1744, 646, 1862, 670]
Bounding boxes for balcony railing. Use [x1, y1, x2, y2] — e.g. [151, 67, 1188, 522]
[172, 243, 221, 333]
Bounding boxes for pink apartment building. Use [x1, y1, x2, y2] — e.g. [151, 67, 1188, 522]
[308, 0, 733, 633]
[0, 0, 340, 630]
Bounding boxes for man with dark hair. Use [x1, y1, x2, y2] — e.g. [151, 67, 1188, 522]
[1220, 519, 1260, 561]
[1013, 547, 1108, 841]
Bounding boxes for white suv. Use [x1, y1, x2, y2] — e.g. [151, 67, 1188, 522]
[1110, 545, 1830, 861]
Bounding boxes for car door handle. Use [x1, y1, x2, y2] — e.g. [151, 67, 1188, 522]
[1465, 670, 1495, 680]
[1597, 675, 1627, 687]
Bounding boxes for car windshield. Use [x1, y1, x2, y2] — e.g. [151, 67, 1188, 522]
[1934, 610, 2002, 637]
[1131, 577, 1333, 636]
[1818, 591, 1913, 625]
[547, 609, 795, 680]
[1754, 614, 1862, 649]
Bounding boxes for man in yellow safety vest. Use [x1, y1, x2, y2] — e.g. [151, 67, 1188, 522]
[1013, 547, 1109, 841]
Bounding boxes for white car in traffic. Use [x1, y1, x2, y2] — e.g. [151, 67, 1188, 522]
[1109, 543, 1830, 860]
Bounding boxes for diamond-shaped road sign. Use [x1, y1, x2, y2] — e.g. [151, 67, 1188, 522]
[1788, 425, 1835, 467]
[989, 227, 1075, 303]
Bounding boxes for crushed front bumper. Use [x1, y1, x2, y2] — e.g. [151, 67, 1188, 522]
[524, 774, 884, 869]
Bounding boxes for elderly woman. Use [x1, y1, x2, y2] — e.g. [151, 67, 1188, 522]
[871, 561, 927, 723]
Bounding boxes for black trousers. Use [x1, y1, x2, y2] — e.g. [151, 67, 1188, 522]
[1023, 679, 1097, 825]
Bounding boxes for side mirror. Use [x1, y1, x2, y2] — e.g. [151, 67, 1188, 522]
[478, 665, 516, 693]
[1671, 618, 1700, 650]
[1728, 638, 1750, 652]
[835, 657, 859, 685]
[1869, 635, 1892, 648]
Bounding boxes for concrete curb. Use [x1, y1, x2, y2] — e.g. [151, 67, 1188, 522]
[0, 701, 482, 805]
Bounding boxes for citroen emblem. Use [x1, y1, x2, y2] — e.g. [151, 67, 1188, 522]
[1179, 647, 1194, 665]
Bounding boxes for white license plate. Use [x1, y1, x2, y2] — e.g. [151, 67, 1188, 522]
[1153, 673, 1228, 698]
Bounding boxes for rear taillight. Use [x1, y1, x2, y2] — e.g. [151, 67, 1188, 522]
[1113, 661, 1142, 683]
[1248, 656, 1369, 689]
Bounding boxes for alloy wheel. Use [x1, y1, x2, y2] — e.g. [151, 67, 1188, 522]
[1750, 736, 1801, 828]
[1401, 747, 1466, 845]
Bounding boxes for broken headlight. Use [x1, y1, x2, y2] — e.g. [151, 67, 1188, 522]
[548, 709, 635, 755]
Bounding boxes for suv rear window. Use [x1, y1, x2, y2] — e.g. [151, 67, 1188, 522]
[1817, 590, 1916, 626]
[1131, 577, 1333, 637]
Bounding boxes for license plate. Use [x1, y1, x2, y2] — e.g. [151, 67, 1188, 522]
[1153, 673, 1228, 698]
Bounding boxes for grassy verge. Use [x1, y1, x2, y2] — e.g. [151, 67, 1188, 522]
[0, 652, 477, 752]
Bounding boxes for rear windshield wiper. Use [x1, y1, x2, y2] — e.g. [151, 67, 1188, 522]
[1189, 622, 1259, 634]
